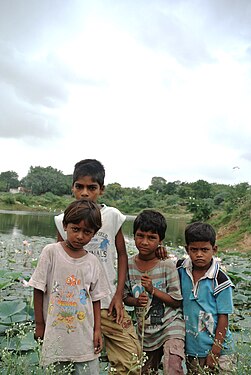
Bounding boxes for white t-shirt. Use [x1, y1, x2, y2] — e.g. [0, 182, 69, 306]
[29, 242, 110, 366]
[54, 204, 126, 309]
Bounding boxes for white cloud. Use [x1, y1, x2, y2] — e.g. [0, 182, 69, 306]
[0, 0, 251, 188]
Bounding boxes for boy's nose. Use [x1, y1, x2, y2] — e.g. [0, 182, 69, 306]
[76, 231, 84, 239]
[141, 237, 149, 244]
[81, 189, 89, 197]
[196, 250, 204, 256]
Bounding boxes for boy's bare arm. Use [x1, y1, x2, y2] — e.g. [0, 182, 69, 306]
[93, 300, 102, 354]
[34, 288, 45, 339]
[108, 227, 128, 324]
[206, 314, 228, 369]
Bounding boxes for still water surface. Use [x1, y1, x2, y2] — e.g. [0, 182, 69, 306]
[0, 210, 187, 247]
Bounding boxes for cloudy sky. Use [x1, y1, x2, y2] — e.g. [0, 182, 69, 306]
[1, 0, 251, 189]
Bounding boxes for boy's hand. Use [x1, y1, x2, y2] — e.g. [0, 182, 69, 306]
[34, 322, 45, 341]
[155, 245, 168, 260]
[108, 294, 124, 324]
[136, 291, 148, 307]
[141, 275, 153, 294]
[205, 352, 219, 370]
[93, 330, 102, 354]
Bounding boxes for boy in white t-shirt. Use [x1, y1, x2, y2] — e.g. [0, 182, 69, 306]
[54, 159, 141, 374]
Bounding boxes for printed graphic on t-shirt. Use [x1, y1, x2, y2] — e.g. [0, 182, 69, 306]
[145, 296, 165, 325]
[86, 232, 110, 262]
[132, 283, 164, 327]
[198, 310, 214, 335]
[48, 274, 88, 333]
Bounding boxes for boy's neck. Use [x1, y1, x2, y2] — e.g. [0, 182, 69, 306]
[192, 260, 213, 283]
[135, 253, 158, 271]
[62, 241, 87, 258]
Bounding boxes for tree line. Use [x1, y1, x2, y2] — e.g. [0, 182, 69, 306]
[0, 166, 250, 223]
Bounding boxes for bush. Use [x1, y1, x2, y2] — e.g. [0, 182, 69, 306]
[1, 194, 16, 205]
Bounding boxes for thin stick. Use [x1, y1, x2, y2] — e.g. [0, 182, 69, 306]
[140, 272, 148, 375]
[140, 305, 146, 375]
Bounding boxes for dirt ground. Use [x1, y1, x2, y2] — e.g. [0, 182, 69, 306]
[217, 224, 251, 253]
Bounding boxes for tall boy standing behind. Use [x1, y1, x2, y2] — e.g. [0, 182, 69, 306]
[54, 159, 141, 375]
[177, 222, 235, 374]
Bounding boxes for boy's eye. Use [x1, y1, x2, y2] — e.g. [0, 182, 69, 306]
[84, 229, 93, 235]
[71, 227, 79, 232]
[190, 248, 211, 253]
[74, 183, 82, 190]
[149, 235, 158, 240]
[136, 233, 144, 238]
[135, 233, 158, 241]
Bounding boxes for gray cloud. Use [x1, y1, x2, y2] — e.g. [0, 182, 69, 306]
[0, 1, 89, 141]
[241, 152, 251, 161]
[0, 83, 59, 139]
[0, 0, 251, 187]
[0, 1, 80, 49]
[99, 0, 251, 67]
[210, 120, 251, 153]
[0, 43, 68, 107]
[0, 42, 69, 139]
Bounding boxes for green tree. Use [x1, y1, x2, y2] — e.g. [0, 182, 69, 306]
[164, 181, 180, 195]
[191, 180, 212, 199]
[0, 171, 19, 192]
[177, 183, 193, 199]
[149, 177, 167, 193]
[187, 197, 214, 221]
[21, 166, 71, 195]
[233, 182, 250, 198]
[103, 183, 124, 201]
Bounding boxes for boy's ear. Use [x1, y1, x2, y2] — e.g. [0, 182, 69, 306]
[213, 245, 218, 253]
[63, 224, 67, 231]
[185, 245, 189, 253]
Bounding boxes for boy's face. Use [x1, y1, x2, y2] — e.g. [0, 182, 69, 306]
[186, 241, 217, 270]
[64, 220, 95, 250]
[134, 229, 161, 260]
[72, 176, 104, 203]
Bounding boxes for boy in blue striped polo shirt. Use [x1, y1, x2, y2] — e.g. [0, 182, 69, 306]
[177, 222, 235, 374]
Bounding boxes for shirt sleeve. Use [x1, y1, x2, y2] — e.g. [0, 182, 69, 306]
[28, 245, 52, 292]
[89, 256, 111, 302]
[164, 259, 183, 301]
[54, 213, 66, 240]
[216, 286, 234, 314]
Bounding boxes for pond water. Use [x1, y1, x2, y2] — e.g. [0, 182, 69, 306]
[0, 210, 188, 247]
[0, 211, 250, 372]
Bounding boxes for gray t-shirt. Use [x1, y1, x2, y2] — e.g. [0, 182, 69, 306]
[29, 242, 110, 366]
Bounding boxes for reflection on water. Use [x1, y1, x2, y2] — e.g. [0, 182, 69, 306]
[0, 211, 187, 246]
[0, 210, 57, 239]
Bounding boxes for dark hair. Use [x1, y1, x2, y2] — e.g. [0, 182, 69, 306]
[63, 198, 102, 234]
[185, 222, 216, 246]
[72, 159, 105, 187]
[133, 210, 167, 241]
